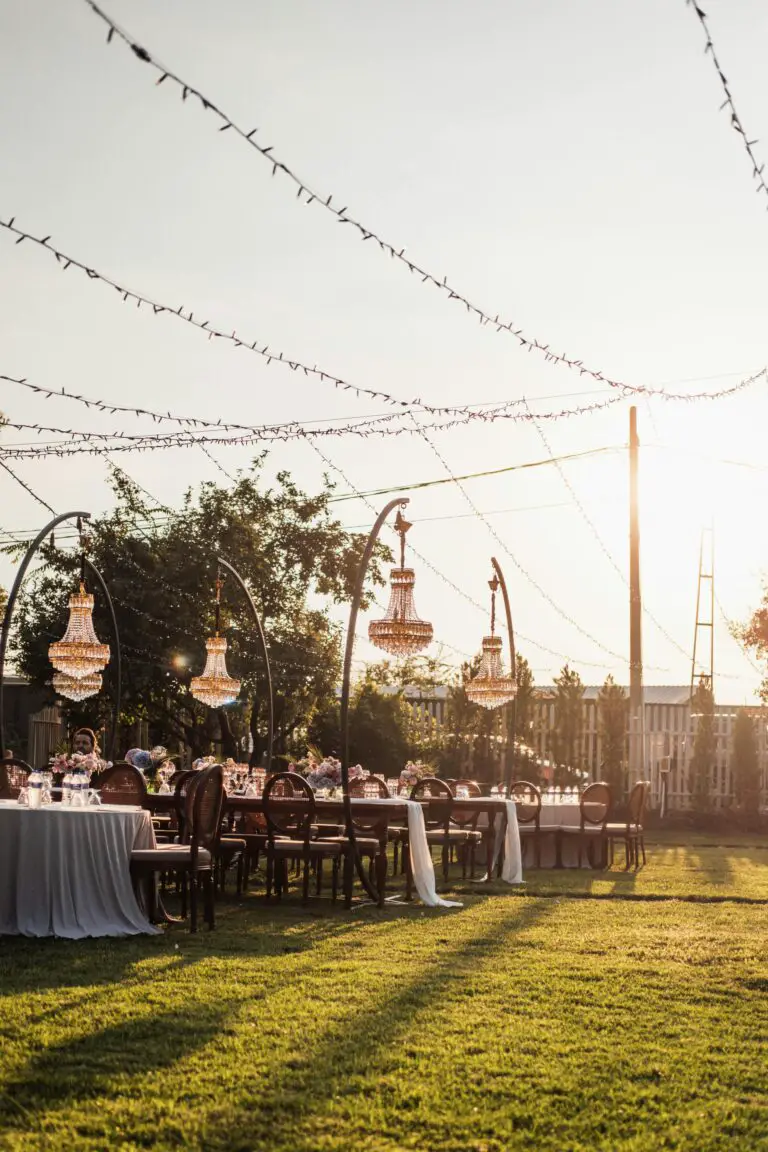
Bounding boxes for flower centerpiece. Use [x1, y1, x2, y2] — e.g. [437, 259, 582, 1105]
[126, 745, 173, 788]
[303, 756, 343, 793]
[192, 756, 216, 771]
[399, 760, 429, 789]
[349, 764, 368, 782]
[50, 750, 107, 780]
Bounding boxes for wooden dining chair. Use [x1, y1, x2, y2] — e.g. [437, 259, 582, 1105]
[0, 756, 32, 800]
[606, 780, 648, 869]
[130, 764, 224, 932]
[509, 780, 551, 869]
[559, 782, 612, 869]
[407, 777, 481, 889]
[449, 779, 483, 878]
[98, 762, 148, 807]
[262, 771, 344, 905]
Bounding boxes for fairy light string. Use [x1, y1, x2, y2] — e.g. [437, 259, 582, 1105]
[77, 0, 768, 401]
[686, 1, 768, 211]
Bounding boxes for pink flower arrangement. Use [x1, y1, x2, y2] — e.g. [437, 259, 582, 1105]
[49, 751, 107, 777]
[349, 764, 368, 781]
[400, 760, 429, 787]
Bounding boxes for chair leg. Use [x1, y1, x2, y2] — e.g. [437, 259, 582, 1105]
[375, 851, 387, 908]
[205, 873, 215, 929]
[640, 835, 646, 866]
[266, 853, 273, 900]
[316, 857, 323, 895]
[190, 872, 199, 934]
[302, 858, 310, 905]
[405, 846, 413, 901]
[331, 855, 339, 903]
[180, 872, 188, 919]
[442, 842, 449, 883]
[343, 847, 354, 909]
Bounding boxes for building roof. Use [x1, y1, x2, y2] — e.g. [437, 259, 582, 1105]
[535, 685, 693, 706]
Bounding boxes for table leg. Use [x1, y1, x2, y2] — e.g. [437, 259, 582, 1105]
[485, 817, 496, 882]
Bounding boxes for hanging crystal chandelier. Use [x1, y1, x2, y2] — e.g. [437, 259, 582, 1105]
[466, 575, 517, 710]
[368, 511, 433, 656]
[53, 670, 103, 703]
[48, 584, 110, 681]
[190, 579, 241, 708]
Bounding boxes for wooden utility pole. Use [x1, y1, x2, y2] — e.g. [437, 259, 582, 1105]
[628, 407, 644, 784]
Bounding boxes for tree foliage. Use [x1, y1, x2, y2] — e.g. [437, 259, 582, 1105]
[689, 678, 716, 812]
[9, 462, 388, 761]
[598, 675, 627, 797]
[550, 664, 584, 786]
[731, 709, 760, 813]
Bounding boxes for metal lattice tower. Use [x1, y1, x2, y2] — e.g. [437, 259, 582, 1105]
[690, 526, 715, 701]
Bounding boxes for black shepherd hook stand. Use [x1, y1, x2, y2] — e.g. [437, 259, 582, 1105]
[340, 496, 408, 905]
[0, 511, 90, 757]
[216, 557, 274, 774]
[490, 557, 518, 797]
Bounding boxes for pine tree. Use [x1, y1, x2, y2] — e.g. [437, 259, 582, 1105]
[550, 664, 584, 786]
[731, 709, 760, 813]
[598, 675, 627, 798]
[689, 678, 716, 812]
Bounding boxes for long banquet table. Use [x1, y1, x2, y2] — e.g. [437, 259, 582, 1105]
[0, 801, 159, 939]
[147, 792, 523, 904]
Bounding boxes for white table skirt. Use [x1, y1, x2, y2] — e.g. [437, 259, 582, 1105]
[531, 803, 583, 868]
[0, 802, 159, 938]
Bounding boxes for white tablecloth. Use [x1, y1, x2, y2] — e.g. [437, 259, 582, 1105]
[0, 802, 159, 938]
[536, 802, 582, 868]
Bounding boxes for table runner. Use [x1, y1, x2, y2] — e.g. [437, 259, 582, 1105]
[349, 798, 461, 908]
[0, 802, 159, 938]
[486, 800, 523, 883]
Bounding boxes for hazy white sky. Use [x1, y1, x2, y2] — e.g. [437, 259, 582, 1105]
[2, 0, 768, 698]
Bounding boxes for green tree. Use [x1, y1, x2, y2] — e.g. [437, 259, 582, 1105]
[509, 653, 536, 780]
[9, 461, 388, 762]
[689, 677, 716, 812]
[307, 675, 410, 777]
[550, 664, 584, 786]
[731, 709, 760, 813]
[598, 675, 627, 797]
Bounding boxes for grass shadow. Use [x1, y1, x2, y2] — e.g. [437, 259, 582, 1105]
[0, 1001, 233, 1135]
[195, 896, 557, 1151]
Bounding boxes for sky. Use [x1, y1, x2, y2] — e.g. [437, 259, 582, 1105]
[2, 0, 768, 700]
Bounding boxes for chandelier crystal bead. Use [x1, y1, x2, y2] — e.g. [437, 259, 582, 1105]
[52, 670, 103, 702]
[190, 635, 242, 709]
[466, 574, 517, 711]
[190, 576, 242, 709]
[48, 583, 110, 680]
[368, 511, 433, 657]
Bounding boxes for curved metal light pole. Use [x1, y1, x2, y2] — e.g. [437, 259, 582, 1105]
[0, 511, 91, 756]
[340, 497, 408, 904]
[83, 557, 121, 763]
[216, 556, 274, 773]
[490, 556, 518, 796]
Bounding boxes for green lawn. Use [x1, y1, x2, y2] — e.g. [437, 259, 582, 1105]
[0, 836, 766, 1151]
